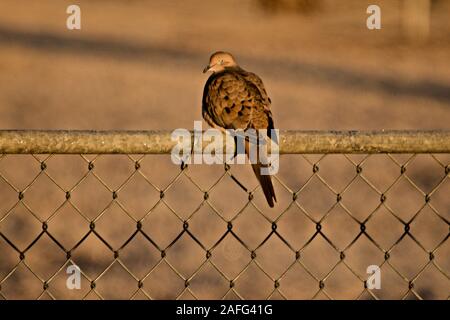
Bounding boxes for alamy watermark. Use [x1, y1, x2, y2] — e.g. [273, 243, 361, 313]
[367, 5, 381, 30]
[66, 5, 81, 30]
[171, 121, 280, 175]
[366, 265, 381, 289]
[66, 264, 81, 290]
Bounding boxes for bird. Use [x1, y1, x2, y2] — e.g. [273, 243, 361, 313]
[202, 51, 277, 207]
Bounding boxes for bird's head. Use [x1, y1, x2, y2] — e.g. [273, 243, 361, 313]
[203, 51, 238, 74]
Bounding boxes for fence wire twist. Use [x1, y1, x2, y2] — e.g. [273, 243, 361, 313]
[0, 130, 448, 300]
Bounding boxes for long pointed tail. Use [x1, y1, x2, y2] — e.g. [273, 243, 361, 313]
[251, 163, 277, 207]
[244, 134, 277, 207]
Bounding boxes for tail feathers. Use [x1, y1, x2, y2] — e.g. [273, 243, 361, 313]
[244, 132, 277, 208]
[252, 163, 277, 208]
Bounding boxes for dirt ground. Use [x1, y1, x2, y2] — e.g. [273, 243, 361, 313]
[0, 0, 448, 299]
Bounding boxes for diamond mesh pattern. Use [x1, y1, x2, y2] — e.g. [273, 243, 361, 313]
[0, 152, 448, 300]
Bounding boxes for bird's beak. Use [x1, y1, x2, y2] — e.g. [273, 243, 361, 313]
[203, 63, 217, 73]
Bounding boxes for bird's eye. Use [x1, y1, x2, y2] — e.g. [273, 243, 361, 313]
[220, 59, 224, 65]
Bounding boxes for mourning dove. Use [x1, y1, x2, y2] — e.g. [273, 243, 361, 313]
[202, 51, 277, 207]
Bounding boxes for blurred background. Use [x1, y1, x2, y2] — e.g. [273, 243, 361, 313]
[0, 0, 449, 300]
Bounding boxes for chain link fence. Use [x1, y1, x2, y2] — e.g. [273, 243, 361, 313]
[0, 130, 449, 300]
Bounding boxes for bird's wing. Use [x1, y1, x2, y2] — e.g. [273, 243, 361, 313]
[238, 69, 276, 141]
[202, 70, 271, 131]
[239, 70, 272, 107]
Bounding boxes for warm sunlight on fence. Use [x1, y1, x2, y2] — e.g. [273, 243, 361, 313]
[0, 130, 448, 300]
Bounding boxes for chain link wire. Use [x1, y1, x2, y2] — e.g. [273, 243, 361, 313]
[0, 148, 448, 300]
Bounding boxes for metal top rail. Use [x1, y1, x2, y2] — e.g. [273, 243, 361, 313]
[0, 130, 449, 154]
